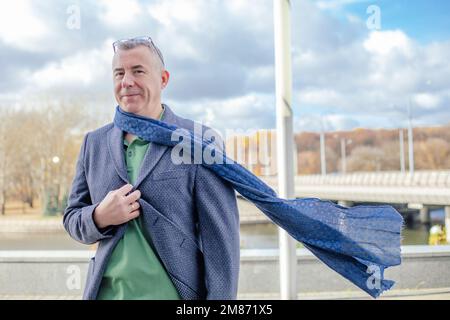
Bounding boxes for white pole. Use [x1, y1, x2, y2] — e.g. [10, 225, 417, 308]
[274, 0, 297, 300]
[320, 118, 326, 175]
[341, 138, 347, 174]
[399, 129, 405, 172]
[408, 100, 414, 175]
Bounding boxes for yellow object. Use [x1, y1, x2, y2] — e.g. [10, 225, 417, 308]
[428, 225, 447, 245]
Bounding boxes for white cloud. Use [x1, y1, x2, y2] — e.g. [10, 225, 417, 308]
[316, 0, 369, 10]
[98, 0, 142, 27]
[27, 40, 113, 91]
[346, 13, 364, 25]
[297, 89, 344, 106]
[145, 0, 214, 62]
[295, 114, 360, 132]
[413, 93, 441, 109]
[224, 0, 272, 32]
[289, 19, 450, 129]
[323, 114, 360, 131]
[147, 0, 202, 28]
[166, 93, 275, 132]
[0, 0, 49, 51]
[363, 30, 413, 57]
[1, 0, 450, 133]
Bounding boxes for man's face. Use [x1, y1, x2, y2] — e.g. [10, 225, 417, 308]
[112, 45, 168, 116]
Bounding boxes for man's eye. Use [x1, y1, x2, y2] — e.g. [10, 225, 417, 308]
[134, 70, 144, 74]
[115, 73, 124, 78]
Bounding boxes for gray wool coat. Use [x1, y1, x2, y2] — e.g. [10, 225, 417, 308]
[63, 105, 240, 300]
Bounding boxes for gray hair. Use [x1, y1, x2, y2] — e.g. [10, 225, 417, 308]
[113, 37, 165, 70]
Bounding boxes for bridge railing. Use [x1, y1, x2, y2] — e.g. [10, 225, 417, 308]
[259, 171, 450, 205]
[260, 170, 450, 187]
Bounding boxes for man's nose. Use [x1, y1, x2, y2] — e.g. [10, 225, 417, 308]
[121, 72, 135, 88]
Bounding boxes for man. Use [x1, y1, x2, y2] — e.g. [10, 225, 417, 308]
[63, 37, 240, 300]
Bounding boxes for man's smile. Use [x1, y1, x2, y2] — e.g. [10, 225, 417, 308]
[122, 93, 140, 97]
[122, 93, 141, 99]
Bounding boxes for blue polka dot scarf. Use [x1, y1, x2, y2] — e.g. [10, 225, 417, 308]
[114, 105, 403, 298]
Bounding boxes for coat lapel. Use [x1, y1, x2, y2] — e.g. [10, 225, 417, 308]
[133, 104, 178, 189]
[107, 125, 129, 184]
[109, 104, 177, 189]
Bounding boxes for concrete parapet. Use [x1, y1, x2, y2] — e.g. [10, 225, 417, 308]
[1, 246, 450, 299]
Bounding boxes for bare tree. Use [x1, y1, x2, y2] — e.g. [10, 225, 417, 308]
[380, 141, 402, 171]
[415, 138, 450, 170]
[0, 109, 17, 215]
[297, 151, 320, 175]
[1, 99, 93, 215]
[346, 146, 384, 172]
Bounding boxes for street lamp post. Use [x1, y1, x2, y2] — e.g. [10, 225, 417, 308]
[340, 138, 352, 174]
[399, 128, 405, 172]
[44, 155, 61, 216]
[320, 118, 326, 176]
[407, 100, 415, 175]
[274, 0, 297, 300]
[52, 156, 61, 200]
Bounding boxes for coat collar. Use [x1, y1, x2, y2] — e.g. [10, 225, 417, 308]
[107, 104, 178, 188]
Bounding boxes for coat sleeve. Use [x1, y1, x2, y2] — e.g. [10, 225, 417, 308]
[63, 133, 114, 245]
[194, 162, 240, 300]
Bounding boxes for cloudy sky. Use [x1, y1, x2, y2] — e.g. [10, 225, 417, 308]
[1, 0, 449, 133]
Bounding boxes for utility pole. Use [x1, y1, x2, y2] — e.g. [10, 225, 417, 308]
[399, 129, 405, 172]
[341, 138, 347, 174]
[320, 118, 326, 175]
[408, 100, 414, 175]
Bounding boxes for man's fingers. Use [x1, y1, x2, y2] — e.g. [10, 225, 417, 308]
[127, 202, 140, 213]
[124, 190, 141, 203]
[128, 209, 140, 220]
[118, 184, 133, 196]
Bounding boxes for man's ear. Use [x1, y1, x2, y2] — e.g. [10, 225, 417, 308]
[161, 70, 170, 89]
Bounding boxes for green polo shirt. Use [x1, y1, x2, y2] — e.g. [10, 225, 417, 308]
[97, 107, 181, 300]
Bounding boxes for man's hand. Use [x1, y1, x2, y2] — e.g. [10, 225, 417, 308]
[93, 184, 141, 229]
